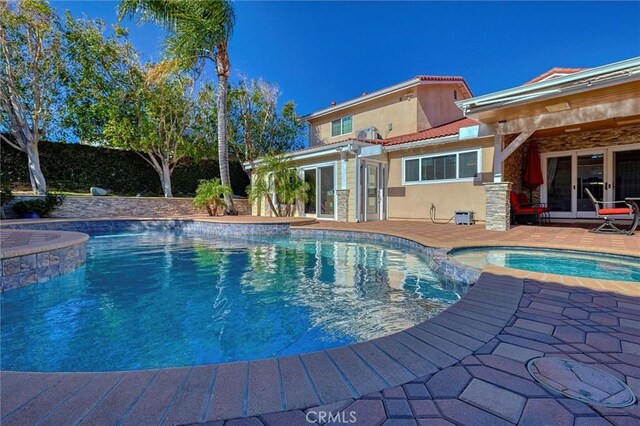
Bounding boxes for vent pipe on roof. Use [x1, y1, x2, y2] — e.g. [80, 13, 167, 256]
[331, 101, 336, 107]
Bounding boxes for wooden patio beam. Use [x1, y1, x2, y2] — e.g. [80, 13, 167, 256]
[499, 98, 640, 135]
[500, 130, 535, 161]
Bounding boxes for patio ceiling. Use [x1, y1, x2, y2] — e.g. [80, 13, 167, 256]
[468, 80, 640, 124]
[531, 114, 640, 138]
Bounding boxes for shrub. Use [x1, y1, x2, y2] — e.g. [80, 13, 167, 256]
[0, 186, 14, 206]
[193, 178, 233, 216]
[13, 193, 66, 218]
[1, 138, 250, 196]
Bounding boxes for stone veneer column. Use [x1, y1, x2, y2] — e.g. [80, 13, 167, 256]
[336, 189, 350, 222]
[483, 182, 513, 231]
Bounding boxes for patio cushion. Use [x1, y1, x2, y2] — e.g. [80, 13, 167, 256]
[598, 207, 632, 215]
[510, 191, 521, 209]
[514, 207, 550, 214]
[518, 193, 529, 204]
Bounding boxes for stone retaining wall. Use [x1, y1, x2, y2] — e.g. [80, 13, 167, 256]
[1, 242, 86, 291]
[3, 196, 250, 219]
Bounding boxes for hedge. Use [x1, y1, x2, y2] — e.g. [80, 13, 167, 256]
[1, 139, 250, 196]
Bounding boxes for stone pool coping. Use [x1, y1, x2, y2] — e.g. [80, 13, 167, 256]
[0, 229, 88, 259]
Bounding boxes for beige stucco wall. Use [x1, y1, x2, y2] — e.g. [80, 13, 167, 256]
[308, 84, 467, 147]
[386, 137, 494, 222]
[417, 84, 465, 129]
[309, 89, 419, 146]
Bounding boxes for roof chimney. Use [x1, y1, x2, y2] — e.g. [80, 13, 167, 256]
[331, 101, 336, 107]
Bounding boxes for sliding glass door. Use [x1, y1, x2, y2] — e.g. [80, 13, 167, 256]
[318, 166, 335, 218]
[301, 164, 335, 219]
[304, 169, 316, 215]
[545, 155, 572, 214]
[613, 149, 640, 201]
[577, 152, 605, 215]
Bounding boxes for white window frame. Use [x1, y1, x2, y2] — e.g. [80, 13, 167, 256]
[401, 148, 482, 185]
[331, 116, 353, 137]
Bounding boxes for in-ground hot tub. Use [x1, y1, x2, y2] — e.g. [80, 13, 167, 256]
[449, 246, 640, 282]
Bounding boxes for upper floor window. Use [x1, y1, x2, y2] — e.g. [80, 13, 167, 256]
[403, 149, 480, 184]
[331, 116, 353, 137]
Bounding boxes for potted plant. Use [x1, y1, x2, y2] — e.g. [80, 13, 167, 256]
[12, 193, 66, 219]
[193, 178, 233, 216]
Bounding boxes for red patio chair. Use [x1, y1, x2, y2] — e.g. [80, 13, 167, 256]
[585, 188, 639, 235]
[509, 191, 550, 225]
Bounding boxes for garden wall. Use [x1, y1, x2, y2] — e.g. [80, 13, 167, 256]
[3, 196, 250, 219]
[1, 139, 250, 196]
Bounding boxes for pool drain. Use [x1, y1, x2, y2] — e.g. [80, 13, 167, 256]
[527, 357, 636, 408]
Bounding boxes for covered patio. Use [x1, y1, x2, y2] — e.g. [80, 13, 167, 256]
[458, 58, 640, 232]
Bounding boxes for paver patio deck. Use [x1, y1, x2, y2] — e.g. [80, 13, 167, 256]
[1, 220, 638, 425]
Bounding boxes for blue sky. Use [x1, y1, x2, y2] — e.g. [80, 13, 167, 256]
[56, 1, 639, 117]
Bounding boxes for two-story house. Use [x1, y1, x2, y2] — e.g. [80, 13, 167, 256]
[248, 57, 640, 230]
[250, 75, 494, 223]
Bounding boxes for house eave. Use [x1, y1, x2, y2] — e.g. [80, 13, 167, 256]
[382, 135, 459, 152]
[456, 57, 640, 116]
[243, 140, 377, 170]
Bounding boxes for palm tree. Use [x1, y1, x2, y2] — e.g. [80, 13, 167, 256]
[193, 178, 232, 216]
[248, 154, 309, 217]
[118, 0, 237, 214]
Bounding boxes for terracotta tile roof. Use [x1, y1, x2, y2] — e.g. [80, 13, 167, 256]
[363, 117, 479, 146]
[416, 75, 466, 82]
[416, 75, 473, 96]
[525, 67, 587, 85]
[286, 118, 479, 156]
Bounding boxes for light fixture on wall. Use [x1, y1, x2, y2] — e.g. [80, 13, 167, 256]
[545, 102, 571, 113]
[564, 127, 581, 133]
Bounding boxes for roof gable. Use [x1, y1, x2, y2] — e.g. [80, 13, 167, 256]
[304, 75, 472, 120]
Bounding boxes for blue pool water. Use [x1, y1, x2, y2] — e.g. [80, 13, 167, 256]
[1, 232, 460, 372]
[449, 247, 640, 282]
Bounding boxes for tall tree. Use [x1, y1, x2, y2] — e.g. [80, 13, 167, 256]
[63, 16, 197, 197]
[118, 0, 238, 213]
[229, 77, 304, 172]
[0, 0, 65, 194]
[105, 70, 197, 197]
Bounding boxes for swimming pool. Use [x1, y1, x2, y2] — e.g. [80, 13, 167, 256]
[1, 231, 461, 372]
[449, 247, 640, 282]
